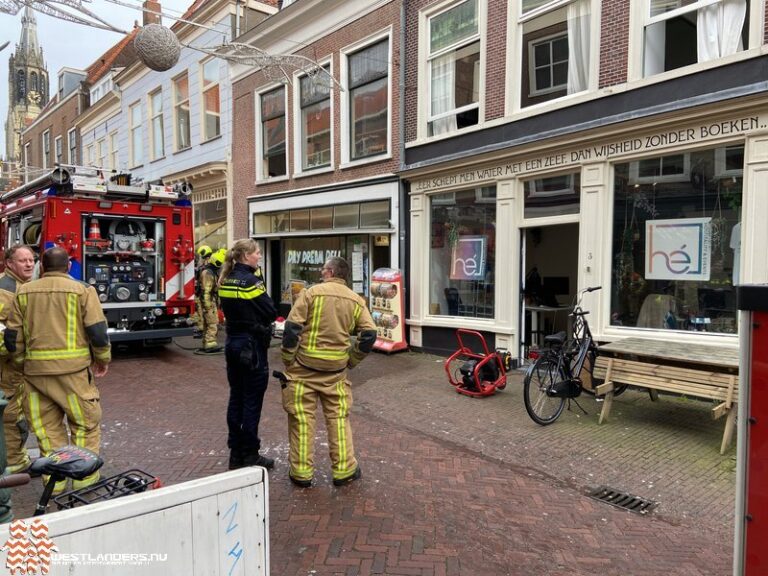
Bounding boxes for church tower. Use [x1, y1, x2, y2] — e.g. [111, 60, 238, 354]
[4, 6, 49, 164]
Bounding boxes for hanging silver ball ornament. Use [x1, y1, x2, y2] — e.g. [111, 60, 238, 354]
[134, 24, 181, 72]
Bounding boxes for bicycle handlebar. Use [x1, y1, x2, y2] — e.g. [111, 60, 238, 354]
[0, 473, 31, 489]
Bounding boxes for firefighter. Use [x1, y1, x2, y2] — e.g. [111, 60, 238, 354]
[281, 256, 377, 487]
[4, 247, 111, 494]
[218, 239, 277, 470]
[0, 245, 36, 474]
[198, 249, 224, 353]
[192, 245, 213, 338]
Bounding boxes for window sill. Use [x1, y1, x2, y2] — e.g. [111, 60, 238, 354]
[129, 163, 144, 170]
[293, 166, 334, 179]
[173, 146, 192, 155]
[150, 156, 166, 164]
[255, 175, 289, 185]
[201, 134, 222, 145]
[340, 152, 391, 170]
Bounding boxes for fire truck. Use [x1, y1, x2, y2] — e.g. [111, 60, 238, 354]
[0, 166, 196, 343]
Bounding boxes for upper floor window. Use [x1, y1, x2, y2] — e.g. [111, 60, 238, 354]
[259, 86, 286, 178]
[299, 66, 331, 171]
[643, 0, 748, 77]
[150, 89, 165, 160]
[518, 0, 592, 109]
[67, 129, 77, 164]
[54, 136, 62, 165]
[129, 101, 143, 167]
[348, 38, 389, 161]
[23, 142, 30, 168]
[201, 59, 221, 141]
[97, 138, 107, 168]
[174, 73, 191, 150]
[109, 131, 118, 170]
[86, 144, 95, 166]
[42, 130, 50, 169]
[427, 0, 480, 136]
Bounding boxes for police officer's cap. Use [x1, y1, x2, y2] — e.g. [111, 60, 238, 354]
[197, 245, 213, 258]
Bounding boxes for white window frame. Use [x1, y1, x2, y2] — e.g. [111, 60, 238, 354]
[418, 0, 486, 140]
[200, 58, 221, 142]
[292, 59, 334, 177]
[54, 135, 62, 165]
[627, 0, 762, 82]
[41, 130, 50, 169]
[255, 83, 289, 182]
[23, 142, 30, 168]
[340, 29, 393, 167]
[129, 100, 143, 168]
[173, 72, 192, 151]
[628, 153, 691, 184]
[149, 88, 165, 160]
[86, 144, 95, 166]
[67, 128, 77, 165]
[96, 138, 107, 169]
[527, 32, 568, 96]
[109, 131, 119, 171]
[506, 0, 598, 114]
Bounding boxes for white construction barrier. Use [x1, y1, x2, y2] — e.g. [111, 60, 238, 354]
[0, 468, 269, 575]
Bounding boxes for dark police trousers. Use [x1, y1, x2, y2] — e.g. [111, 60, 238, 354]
[225, 334, 269, 457]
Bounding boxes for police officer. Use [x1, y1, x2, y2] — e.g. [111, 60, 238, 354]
[218, 239, 277, 470]
[281, 256, 377, 487]
[4, 247, 111, 493]
[193, 245, 213, 338]
[199, 249, 224, 353]
[0, 245, 36, 474]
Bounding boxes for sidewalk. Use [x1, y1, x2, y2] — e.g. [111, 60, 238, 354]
[8, 338, 736, 575]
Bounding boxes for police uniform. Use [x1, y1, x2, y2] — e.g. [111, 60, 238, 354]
[281, 277, 377, 485]
[199, 263, 221, 351]
[0, 269, 31, 473]
[218, 262, 277, 468]
[4, 271, 111, 491]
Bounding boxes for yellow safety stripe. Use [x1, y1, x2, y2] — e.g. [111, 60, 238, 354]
[18, 294, 28, 351]
[307, 296, 324, 353]
[93, 349, 111, 361]
[293, 380, 311, 478]
[300, 348, 349, 360]
[67, 293, 77, 350]
[218, 284, 266, 300]
[26, 348, 90, 360]
[349, 304, 362, 333]
[334, 380, 349, 478]
[281, 351, 294, 362]
[66, 393, 86, 447]
[28, 392, 52, 454]
[73, 471, 101, 490]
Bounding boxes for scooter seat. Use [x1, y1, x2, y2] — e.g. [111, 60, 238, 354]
[29, 446, 104, 481]
[544, 331, 567, 345]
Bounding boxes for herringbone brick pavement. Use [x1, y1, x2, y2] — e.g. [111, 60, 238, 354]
[6, 340, 734, 575]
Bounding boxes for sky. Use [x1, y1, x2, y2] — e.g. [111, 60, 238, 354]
[0, 0, 193, 158]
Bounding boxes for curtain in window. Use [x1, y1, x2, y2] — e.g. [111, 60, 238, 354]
[566, 0, 590, 94]
[430, 53, 457, 136]
[697, 0, 746, 62]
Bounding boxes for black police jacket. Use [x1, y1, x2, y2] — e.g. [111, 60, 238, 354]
[219, 262, 277, 342]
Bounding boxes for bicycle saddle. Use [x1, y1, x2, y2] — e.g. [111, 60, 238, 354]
[544, 331, 567, 345]
[29, 446, 104, 480]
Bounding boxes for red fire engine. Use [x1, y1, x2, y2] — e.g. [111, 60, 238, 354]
[0, 166, 196, 343]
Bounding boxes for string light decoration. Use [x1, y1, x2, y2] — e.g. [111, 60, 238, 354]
[134, 23, 181, 71]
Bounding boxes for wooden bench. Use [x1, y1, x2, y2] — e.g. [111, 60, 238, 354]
[592, 337, 739, 454]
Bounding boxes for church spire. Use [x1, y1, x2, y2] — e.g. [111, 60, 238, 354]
[19, 5, 42, 63]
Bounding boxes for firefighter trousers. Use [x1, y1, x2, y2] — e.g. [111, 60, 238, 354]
[202, 304, 219, 349]
[26, 368, 102, 491]
[0, 362, 30, 472]
[282, 364, 358, 482]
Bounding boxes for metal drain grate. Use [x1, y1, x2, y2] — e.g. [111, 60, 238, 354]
[588, 486, 656, 515]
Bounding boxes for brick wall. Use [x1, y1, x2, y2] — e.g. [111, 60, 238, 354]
[231, 1, 403, 239]
[599, 0, 629, 88]
[21, 93, 84, 169]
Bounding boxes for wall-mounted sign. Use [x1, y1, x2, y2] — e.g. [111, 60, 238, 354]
[450, 235, 487, 281]
[374, 235, 389, 247]
[645, 218, 711, 281]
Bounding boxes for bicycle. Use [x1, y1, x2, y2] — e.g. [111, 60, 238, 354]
[0, 445, 158, 517]
[523, 286, 627, 425]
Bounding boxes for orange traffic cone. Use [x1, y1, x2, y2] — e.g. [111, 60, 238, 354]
[88, 218, 101, 240]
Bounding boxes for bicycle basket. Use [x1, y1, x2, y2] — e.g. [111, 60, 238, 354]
[53, 469, 157, 510]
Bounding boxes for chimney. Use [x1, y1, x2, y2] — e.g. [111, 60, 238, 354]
[142, 0, 161, 26]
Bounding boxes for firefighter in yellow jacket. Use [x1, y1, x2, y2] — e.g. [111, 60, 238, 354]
[0, 245, 35, 473]
[4, 247, 111, 492]
[198, 249, 224, 353]
[281, 256, 377, 488]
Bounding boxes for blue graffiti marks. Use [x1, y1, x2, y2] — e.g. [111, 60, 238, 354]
[222, 500, 243, 575]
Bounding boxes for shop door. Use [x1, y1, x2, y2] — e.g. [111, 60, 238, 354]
[519, 223, 579, 362]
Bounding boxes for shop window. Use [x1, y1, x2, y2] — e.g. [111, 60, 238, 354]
[360, 201, 390, 228]
[518, 0, 592, 109]
[611, 144, 743, 335]
[427, 0, 480, 136]
[290, 209, 310, 231]
[643, 0, 748, 77]
[334, 204, 359, 229]
[429, 186, 496, 318]
[310, 206, 333, 229]
[201, 59, 221, 141]
[629, 154, 689, 184]
[173, 73, 191, 151]
[523, 172, 580, 218]
[348, 39, 389, 160]
[300, 66, 331, 170]
[259, 86, 286, 178]
[281, 236, 345, 304]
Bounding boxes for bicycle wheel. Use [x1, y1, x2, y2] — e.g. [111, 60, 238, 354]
[523, 355, 566, 425]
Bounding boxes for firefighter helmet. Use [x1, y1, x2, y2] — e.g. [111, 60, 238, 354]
[197, 245, 213, 258]
[210, 249, 226, 267]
